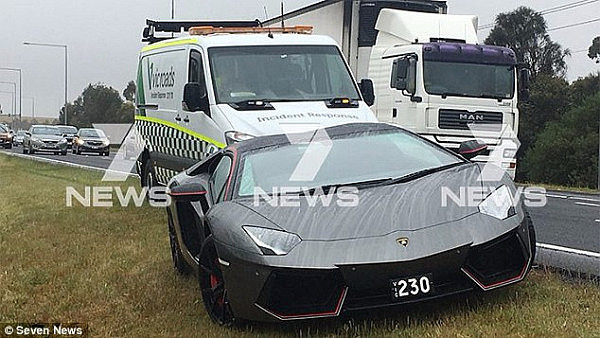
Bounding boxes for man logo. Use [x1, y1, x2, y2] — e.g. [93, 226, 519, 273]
[396, 237, 409, 247]
[459, 113, 484, 123]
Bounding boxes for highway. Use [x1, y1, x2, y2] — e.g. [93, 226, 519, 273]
[2, 145, 599, 254]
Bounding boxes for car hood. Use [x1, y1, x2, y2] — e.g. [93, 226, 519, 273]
[81, 137, 106, 141]
[33, 134, 63, 141]
[234, 163, 483, 241]
[216, 101, 378, 136]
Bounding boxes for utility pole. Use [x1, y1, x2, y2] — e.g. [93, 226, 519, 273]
[23, 42, 68, 125]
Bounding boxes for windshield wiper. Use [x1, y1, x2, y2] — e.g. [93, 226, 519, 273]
[479, 92, 508, 101]
[229, 99, 274, 111]
[386, 162, 466, 185]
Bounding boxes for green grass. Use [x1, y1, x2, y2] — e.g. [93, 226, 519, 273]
[516, 181, 599, 194]
[1, 153, 599, 337]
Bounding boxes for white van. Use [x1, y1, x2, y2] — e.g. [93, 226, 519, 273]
[135, 21, 378, 187]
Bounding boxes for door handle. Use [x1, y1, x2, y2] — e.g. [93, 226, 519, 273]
[174, 115, 182, 122]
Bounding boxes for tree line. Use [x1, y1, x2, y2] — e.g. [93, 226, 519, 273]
[59, 80, 136, 128]
[485, 7, 599, 188]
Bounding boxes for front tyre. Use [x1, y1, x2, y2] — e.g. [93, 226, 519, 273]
[199, 234, 234, 326]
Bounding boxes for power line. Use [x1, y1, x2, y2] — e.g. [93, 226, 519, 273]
[548, 17, 600, 31]
[478, 0, 599, 30]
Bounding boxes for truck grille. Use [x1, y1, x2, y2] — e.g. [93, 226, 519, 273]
[439, 109, 503, 131]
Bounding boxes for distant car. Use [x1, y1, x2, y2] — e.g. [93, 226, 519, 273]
[73, 128, 110, 156]
[23, 125, 68, 155]
[57, 125, 78, 148]
[0, 124, 13, 149]
[13, 130, 26, 146]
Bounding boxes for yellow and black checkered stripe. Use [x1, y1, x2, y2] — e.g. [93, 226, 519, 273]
[134, 115, 225, 184]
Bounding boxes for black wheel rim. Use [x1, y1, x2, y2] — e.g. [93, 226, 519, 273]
[199, 235, 233, 325]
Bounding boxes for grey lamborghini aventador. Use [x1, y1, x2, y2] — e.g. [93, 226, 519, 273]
[165, 123, 535, 325]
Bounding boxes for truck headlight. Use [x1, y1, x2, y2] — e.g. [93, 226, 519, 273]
[478, 185, 516, 220]
[225, 131, 254, 145]
[243, 226, 301, 255]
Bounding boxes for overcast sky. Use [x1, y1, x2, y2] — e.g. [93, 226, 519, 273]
[0, 0, 598, 118]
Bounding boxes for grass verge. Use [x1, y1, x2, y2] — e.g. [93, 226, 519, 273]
[1, 153, 599, 337]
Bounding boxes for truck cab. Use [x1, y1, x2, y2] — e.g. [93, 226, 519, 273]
[369, 9, 524, 177]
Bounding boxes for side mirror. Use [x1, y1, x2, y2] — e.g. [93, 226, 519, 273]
[62, 133, 68, 137]
[25, 132, 31, 136]
[167, 182, 208, 202]
[183, 82, 209, 114]
[458, 140, 488, 160]
[359, 79, 375, 106]
[391, 58, 409, 91]
[518, 68, 530, 101]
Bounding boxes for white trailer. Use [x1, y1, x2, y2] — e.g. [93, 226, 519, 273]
[266, 0, 528, 178]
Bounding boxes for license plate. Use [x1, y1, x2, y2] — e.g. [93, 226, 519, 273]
[390, 274, 434, 300]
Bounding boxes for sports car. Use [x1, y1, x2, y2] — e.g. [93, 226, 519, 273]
[165, 123, 535, 325]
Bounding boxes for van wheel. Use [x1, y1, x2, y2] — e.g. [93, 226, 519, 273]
[142, 160, 157, 198]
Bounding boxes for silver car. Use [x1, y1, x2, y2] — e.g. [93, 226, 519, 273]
[23, 125, 68, 155]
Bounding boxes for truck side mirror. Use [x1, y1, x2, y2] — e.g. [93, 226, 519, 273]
[518, 68, 530, 101]
[359, 79, 375, 106]
[391, 57, 417, 96]
[183, 82, 209, 114]
[391, 58, 409, 91]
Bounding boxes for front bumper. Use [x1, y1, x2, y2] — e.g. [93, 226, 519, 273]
[77, 142, 109, 153]
[31, 142, 68, 152]
[216, 215, 533, 322]
[1, 138, 12, 146]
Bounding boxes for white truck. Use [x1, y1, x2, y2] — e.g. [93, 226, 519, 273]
[266, 0, 529, 177]
[135, 20, 378, 187]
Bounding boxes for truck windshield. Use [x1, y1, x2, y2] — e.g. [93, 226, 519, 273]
[423, 61, 515, 100]
[208, 45, 360, 104]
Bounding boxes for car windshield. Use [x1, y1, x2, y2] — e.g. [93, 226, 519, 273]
[32, 127, 61, 135]
[237, 129, 463, 197]
[17, 131, 26, 136]
[58, 126, 77, 134]
[0, 125, 7, 133]
[209, 45, 360, 104]
[79, 129, 106, 138]
[423, 61, 515, 99]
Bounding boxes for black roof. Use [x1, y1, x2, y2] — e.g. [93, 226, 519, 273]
[231, 122, 400, 153]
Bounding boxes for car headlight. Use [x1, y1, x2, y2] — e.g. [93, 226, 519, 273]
[102, 139, 110, 146]
[243, 226, 301, 255]
[59, 138, 67, 144]
[31, 137, 41, 143]
[478, 185, 516, 220]
[225, 131, 254, 145]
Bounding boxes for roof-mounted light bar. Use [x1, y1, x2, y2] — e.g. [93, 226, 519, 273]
[189, 25, 313, 36]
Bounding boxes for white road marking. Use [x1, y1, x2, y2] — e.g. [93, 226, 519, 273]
[545, 194, 568, 199]
[537, 243, 600, 259]
[574, 202, 600, 207]
[0, 151, 138, 178]
[595, 219, 600, 223]
[569, 196, 600, 203]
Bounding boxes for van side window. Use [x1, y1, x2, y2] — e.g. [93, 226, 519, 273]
[209, 155, 233, 203]
[189, 50, 206, 88]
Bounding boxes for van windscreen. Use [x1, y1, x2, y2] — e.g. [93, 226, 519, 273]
[208, 45, 360, 104]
